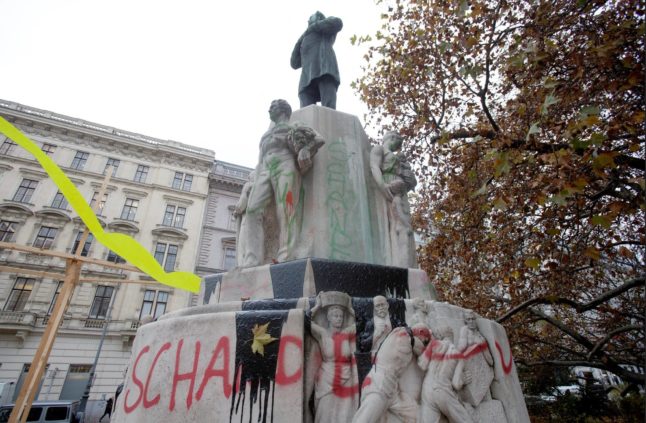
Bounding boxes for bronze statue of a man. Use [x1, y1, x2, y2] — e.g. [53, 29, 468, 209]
[290, 11, 343, 109]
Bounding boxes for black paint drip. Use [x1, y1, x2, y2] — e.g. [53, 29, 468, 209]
[230, 310, 289, 423]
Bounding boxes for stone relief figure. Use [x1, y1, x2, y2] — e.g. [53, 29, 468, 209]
[457, 310, 497, 414]
[370, 132, 417, 268]
[360, 296, 405, 359]
[310, 291, 359, 423]
[352, 324, 431, 423]
[239, 99, 324, 267]
[291, 11, 343, 109]
[418, 326, 474, 423]
[409, 298, 429, 327]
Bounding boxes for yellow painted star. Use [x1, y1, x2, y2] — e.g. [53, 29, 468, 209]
[251, 322, 277, 356]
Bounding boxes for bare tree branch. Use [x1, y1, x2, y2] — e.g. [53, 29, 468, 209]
[497, 275, 645, 322]
[587, 325, 645, 360]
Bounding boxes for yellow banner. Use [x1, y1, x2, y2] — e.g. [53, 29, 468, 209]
[0, 117, 200, 293]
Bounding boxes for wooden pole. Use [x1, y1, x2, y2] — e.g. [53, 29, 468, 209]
[8, 167, 113, 423]
[9, 260, 81, 423]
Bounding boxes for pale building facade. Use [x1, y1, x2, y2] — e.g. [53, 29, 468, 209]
[195, 160, 251, 277]
[0, 100, 214, 409]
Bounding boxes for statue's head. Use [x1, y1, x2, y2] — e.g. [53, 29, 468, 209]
[383, 131, 403, 151]
[413, 297, 427, 313]
[412, 323, 432, 346]
[269, 99, 292, 122]
[327, 305, 345, 329]
[464, 310, 477, 330]
[308, 11, 326, 26]
[373, 295, 389, 318]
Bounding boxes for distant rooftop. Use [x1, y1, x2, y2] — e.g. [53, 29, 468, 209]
[0, 99, 215, 158]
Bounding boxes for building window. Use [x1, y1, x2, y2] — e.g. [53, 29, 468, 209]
[4, 277, 34, 311]
[47, 281, 64, 315]
[71, 231, 93, 256]
[89, 192, 107, 215]
[104, 158, 120, 176]
[133, 165, 149, 183]
[154, 242, 178, 272]
[88, 285, 114, 319]
[33, 226, 57, 249]
[41, 143, 56, 156]
[120, 198, 139, 221]
[162, 205, 186, 228]
[12, 179, 38, 203]
[70, 151, 89, 170]
[172, 172, 192, 191]
[0, 220, 17, 242]
[106, 250, 126, 264]
[139, 290, 169, 320]
[0, 139, 17, 155]
[51, 191, 68, 209]
[223, 247, 236, 271]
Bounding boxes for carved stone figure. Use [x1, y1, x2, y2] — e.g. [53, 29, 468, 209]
[240, 99, 323, 267]
[409, 297, 429, 327]
[291, 11, 343, 109]
[418, 326, 474, 423]
[360, 296, 405, 359]
[370, 132, 417, 268]
[457, 311, 495, 409]
[310, 291, 359, 423]
[352, 324, 430, 423]
[234, 171, 255, 266]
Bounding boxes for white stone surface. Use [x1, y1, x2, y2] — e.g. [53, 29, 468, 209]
[114, 309, 305, 423]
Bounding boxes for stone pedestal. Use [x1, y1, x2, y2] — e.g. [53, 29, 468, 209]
[291, 106, 383, 264]
[200, 258, 437, 303]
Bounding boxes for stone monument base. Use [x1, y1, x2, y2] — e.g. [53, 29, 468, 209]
[114, 260, 529, 423]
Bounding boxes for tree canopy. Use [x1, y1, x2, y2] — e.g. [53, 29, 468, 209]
[355, 0, 644, 385]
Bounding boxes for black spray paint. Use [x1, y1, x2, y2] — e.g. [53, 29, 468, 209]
[230, 310, 289, 423]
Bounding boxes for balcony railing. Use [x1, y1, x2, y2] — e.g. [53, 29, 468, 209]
[0, 310, 36, 325]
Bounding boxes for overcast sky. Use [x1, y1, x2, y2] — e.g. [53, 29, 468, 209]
[1, 0, 385, 168]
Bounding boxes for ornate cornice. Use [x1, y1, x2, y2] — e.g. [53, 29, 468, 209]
[0, 100, 215, 173]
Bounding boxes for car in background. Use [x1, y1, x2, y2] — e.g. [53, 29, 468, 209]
[0, 400, 83, 423]
[555, 384, 583, 396]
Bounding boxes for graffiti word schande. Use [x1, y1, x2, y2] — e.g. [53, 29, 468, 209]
[123, 335, 303, 414]
[326, 138, 355, 261]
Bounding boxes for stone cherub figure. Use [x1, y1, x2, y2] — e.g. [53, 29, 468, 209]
[291, 11, 343, 109]
[238, 99, 324, 267]
[309, 291, 358, 423]
[370, 131, 417, 268]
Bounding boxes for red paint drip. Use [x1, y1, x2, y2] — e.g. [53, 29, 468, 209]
[495, 341, 513, 374]
[285, 190, 294, 216]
